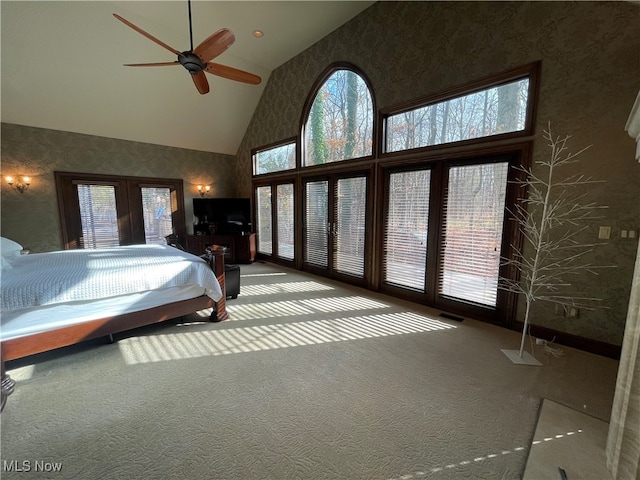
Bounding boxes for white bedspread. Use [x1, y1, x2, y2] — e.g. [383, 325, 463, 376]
[1, 244, 223, 312]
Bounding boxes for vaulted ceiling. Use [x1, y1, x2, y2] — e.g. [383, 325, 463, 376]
[1, 1, 374, 155]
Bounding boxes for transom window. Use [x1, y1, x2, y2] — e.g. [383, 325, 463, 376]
[303, 68, 373, 166]
[254, 141, 296, 175]
[385, 75, 532, 153]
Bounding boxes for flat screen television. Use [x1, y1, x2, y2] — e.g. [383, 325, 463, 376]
[193, 197, 252, 235]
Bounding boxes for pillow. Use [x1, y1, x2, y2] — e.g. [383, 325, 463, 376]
[0, 256, 13, 271]
[1, 236, 23, 260]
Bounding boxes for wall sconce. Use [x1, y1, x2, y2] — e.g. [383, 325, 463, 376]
[5, 176, 31, 194]
[196, 185, 211, 197]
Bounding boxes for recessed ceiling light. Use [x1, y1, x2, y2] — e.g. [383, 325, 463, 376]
[253, 30, 264, 38]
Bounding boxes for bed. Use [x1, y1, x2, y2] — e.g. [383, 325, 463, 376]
[0, 239, 229, 365]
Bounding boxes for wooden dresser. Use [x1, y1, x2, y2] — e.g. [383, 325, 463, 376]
[185, 233, 256, 264]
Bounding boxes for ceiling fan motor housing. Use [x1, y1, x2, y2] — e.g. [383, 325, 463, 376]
[179, 51, 205, 74]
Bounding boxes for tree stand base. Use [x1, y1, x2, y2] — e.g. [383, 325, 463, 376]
[501, 349, 543, 366]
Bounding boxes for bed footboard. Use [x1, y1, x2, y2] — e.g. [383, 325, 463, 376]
[1, 349, 15, 413]
[203, 245, 229, 322]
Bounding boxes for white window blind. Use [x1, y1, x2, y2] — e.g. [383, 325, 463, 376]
[256, 186, 272, 255]
[78, 184, 119, 248]
[276, 184, 294, 260]
[305, 181, 328, 267]
[384, 170, 430, 291]
[334, 177, 366, 277]
[440, 162, 509, 307]
[141, 187, 173, 245]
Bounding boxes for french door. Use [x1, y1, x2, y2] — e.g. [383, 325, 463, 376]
[255, 181, 295, 264]
[55, 172, 185, 249]
[382, 155, 519, 320]
[255, 185, 273, 255]
[303, 172, 370, 284]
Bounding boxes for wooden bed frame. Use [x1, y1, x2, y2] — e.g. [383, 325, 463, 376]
[1, 245, 229, 410]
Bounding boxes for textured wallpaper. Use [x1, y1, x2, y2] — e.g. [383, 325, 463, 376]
[0, 123, 237, 252]
[235, 1, 640, 346]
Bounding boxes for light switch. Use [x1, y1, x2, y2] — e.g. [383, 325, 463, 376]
[630, 230, 637, 239]
[621, 230, 628, 238]
[598, 226, 611, 240]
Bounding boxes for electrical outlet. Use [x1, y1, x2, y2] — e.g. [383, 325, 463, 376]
[598, 226, 611, 240]
[568, 307, 579, 318]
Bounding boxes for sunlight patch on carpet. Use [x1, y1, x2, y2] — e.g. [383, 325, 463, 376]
[118, 312, 456, 364]
[240, 281, 335, 296]
[240, 272, 287, 278]
[226, 296, 390, 321]
[227, 300, 316, 320]
[4, 364, 35, 381]
[531, 429, 583, 445]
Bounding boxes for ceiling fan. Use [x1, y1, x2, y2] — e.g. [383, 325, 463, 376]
[113, 0, 261, 95]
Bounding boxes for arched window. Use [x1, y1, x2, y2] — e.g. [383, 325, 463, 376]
[302, 67, 373, 166]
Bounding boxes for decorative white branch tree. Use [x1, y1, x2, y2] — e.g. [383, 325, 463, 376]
[500, 123, 609, 364]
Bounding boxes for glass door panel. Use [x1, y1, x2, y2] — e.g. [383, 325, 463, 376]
[256, 186, 273, 255]
[141, 187, 173, 245]
[304, 180, 329, 268]
[334, 176, 366, 277]
[77, 184, 119, 248]
[276, 183, 295, 260]
[384, 170, 430, 291]
[439, 162, 509, 307]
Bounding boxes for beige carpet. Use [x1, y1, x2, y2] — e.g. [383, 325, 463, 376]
[1, 262, 619, 479]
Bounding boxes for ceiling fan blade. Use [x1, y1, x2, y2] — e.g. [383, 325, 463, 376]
[113, 14, 182, 57]
[123, 62, 181, 67]
[191, 71, 210, 95]
[205, 63, 262, 85]
[194, 28, 235, 63]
